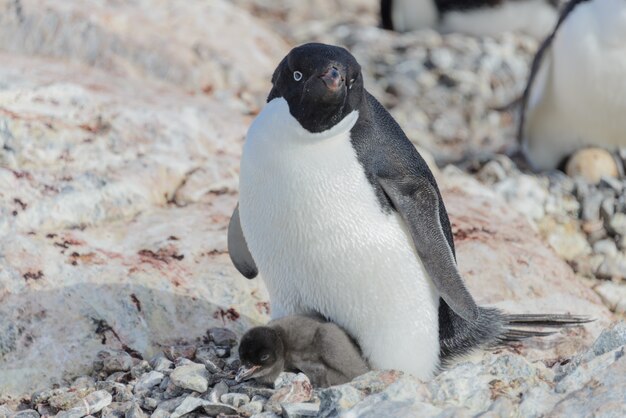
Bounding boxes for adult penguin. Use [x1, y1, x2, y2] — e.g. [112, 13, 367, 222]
[519, 0, 626, 171]
[380, 0, 559, 38]
[229, 43, 588, 379]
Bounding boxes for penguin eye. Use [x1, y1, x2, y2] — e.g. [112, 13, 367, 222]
[293, 71, 303, 82]
[260, 353, 270, 362]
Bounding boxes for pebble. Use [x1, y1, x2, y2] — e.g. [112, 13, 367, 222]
[123, 403, 146, 418]
[266, 374, 313, 413]
[134, 371, 164, 393]
[592, 239, 618, 257]
[250, 413, 281, 418]
[281, 403, 320, 418]
[140, 398, 158, 411]
[97, 350, 134, 373]
[149, 355, 173, 373]
[202, 403, 239, 416]
[208, 328, 238, 348]
[195, 346, 226, 374]
[608, 213, 626, 237]
[130, 361, 151, 379]
[565, 148, 619, 184]
[207, 381, 229, 403]
[163, 345, 197, 361]
[169, 363, 209, 393]
[220, 393, 250, 408]
[596, 254, 626, 280]
[56, 390, 112, 418]
[13, 410, 40, 418]
[239, 400, 264, 416]
[170, 397, 209, 418]
[595, 281, 626, 314]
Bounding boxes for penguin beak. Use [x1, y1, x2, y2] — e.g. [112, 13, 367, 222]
[235, 364, 261, 382]
[319, 66, 345, 91]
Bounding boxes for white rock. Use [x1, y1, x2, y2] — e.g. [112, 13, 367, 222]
[134, 371, 164, 393]
[169, 364, 208, 393]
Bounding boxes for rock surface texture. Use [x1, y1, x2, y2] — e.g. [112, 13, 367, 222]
[1, 0, 625, 416]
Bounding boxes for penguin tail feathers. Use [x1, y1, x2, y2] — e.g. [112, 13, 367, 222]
[498, 313, 594, 343]
[438, 306, 593, 363]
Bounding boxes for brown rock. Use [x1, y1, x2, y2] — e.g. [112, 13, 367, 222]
[565, 148, 620, 184]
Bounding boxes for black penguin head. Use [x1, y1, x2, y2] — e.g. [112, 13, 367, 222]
[267, 43, 364, 133]
[236, 326, 285, 384]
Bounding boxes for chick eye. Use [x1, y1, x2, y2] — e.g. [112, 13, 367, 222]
[260, 354, 270, 361]
[293, 71, 303, 81]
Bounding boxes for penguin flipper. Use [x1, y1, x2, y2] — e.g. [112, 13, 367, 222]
[227, 203, 258, 279]
[379, 175, 480, 322]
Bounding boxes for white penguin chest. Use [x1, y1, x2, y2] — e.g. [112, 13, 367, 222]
[237, 97, 441, 378]
[549, 0, 626, 142]
[238, 99, 437, 319]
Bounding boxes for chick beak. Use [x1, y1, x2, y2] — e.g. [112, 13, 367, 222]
[235, 364, 261, 382]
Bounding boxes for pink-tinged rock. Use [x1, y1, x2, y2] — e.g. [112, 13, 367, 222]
[441, 171, 614, 360]
[0, 54, 269, 397]
[0, 0, 287, 101]
[265, 374, 313, 413]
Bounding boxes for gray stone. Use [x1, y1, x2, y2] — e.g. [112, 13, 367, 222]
[318, 384, 365, 418]
[170, 397, 210, 418]
[13, 410, 40, 418]
[238, 400, 264, 416]
[31, 388, 61, 405]
[593, 239, 618, 257]
[233, 385, 275, 399]
[134, 371, 165, 393]
[249, 413, 280, 418]
[587, 321, 626, 358]
[131, 361, 152, 379]
[556, 346, 625, 394]
[201, 403, 238, 416]
[98, 350, 134, 373]
[0, 406, 12, 418]
[206, 382, 229, 403]
[148, 410, 169, 418]
[149, 356, 173, 373]
[597, 254, 626, 279]
[608, 213, 626, 237]
[195, 347, 225, 374]
[141, 398, 159, 412]
[153, 397, 185, 413]
[170, 364, 209, 393]
[549, 350, 626, 417]
[219, 393, 249, 408]
[73, 377, 96, 391]
[273, 373, 299, 390]
[581, 189, 604, 221]
[208, 328, 238, 348]
[280, 403, 319, 418]
[214, 347, 230, 358]
[56, 391, 112, 418]
[124, 404, 146, 418]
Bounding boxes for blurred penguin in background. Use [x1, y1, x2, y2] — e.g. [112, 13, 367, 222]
[519, 0, 626, 171]
[381, 0, 560, 38]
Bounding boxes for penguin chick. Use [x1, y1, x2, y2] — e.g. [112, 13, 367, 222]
[236, 315, 369, 388]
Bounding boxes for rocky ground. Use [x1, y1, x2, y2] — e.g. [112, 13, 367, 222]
[1, 0, 625, 416]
